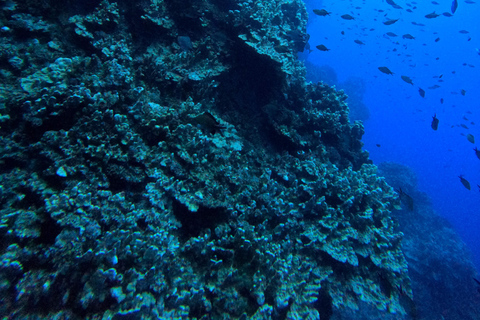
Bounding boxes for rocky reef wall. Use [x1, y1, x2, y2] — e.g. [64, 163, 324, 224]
[0, 0, 411, 319]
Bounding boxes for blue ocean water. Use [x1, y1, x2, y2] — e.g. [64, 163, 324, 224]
[303, 0, 480, 272]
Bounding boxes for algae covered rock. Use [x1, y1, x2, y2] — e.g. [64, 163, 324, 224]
[0, 0, 412, 319]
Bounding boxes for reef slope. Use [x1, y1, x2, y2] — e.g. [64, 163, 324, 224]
[0, 0, 410, 319]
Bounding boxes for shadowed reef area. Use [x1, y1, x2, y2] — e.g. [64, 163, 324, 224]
[0, 0, 478, 319]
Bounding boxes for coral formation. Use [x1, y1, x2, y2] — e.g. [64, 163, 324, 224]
[0, 0, 413, 319]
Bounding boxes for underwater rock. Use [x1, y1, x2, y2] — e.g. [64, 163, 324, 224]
[0, 0, 413, 319]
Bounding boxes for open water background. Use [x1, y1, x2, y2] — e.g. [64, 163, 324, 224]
[302, 0, 480, 271]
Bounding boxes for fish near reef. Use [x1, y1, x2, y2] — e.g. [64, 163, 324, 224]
[403, 34, 415, 39]
[178, 36, 193, 52]
[459, 175, 471, 190]
[397, 188, 414, 211]
[473, 278, 480, 293]
[313, 9, 331, 16]
[316, 44, 330, 51]
[191, 112, 226, 135]
[378, 66, 394, 75]
[401, 75, 414, 85]
[431, 114, 439, 130]
[354, 39, 365, 45]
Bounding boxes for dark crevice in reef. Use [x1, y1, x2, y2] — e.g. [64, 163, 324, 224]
[173, 200, 229, 241]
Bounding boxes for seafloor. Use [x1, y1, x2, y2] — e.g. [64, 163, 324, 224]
[0, 0, 478, 319]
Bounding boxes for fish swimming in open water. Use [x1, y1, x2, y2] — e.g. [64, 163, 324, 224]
[474, 147, 480, 160]
[459, 175, 471, 190]
[419, 88, 426, 98]
[431, 114, 439, 130]
[425, 11, 440, 18]
[467, 134, 475, 144]
[383, 19, 399, 25]
[378, 66, 394, 75]
[401, 75, 414, 85]
[341, 14, 355, 20]
[451, 0, 458, 13]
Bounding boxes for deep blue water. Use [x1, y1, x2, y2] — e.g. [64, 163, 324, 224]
[303, 0, 480, 271]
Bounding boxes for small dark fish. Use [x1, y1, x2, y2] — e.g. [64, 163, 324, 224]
[378, 66, 394, 75]
[386, 0, 401, 8]
[443, 12, 453, 17]
[419, 88, 426, 97]
[386, 32, 398, 37]
[316, 44, 330, 51]
[403, 34, 415, 39]
[440, 98, 444, 104]
[376, 144, 381, 147]
[425, 11, 440, 18]
[432, 1, 440, 4]
[461, 124, 469, 129]
[451, 0, 458, 13]
[178, 36, 193, 52]
[431, 114, 439, 130]
[467, 134, 475, 144]
[428, 84, 441, 89]
[474, 147, 480, 160]
[459, 175, 471, 190]
[192, 112, 226, 135]
[341, 14, 355, 20]
[401, 75, 414, 85]
[397, 188, 414, 211]
[459, 30, 469, 34]
[435, 37, 440, 42]
[313, 9, 331, 16]
[341, 30, 345, 35]
[274, 45, 290, 53]
[354, 39, 365, 45]
[461, 89, 466, 96]
[383, 19, 399, 25]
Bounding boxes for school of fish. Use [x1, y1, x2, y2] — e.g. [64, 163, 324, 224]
[312, 0, 479, 192]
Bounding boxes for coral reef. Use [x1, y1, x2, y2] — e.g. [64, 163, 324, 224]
[0, 0, 412, 319]
[378, 162, 480, 320]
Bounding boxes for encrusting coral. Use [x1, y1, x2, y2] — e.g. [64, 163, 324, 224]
[0, 0, 413, 319]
